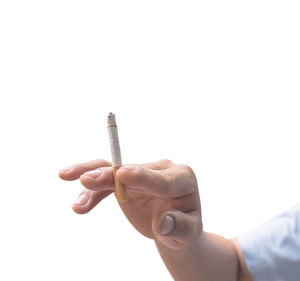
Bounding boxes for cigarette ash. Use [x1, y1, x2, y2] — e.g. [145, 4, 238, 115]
[107, 112, 117, 126]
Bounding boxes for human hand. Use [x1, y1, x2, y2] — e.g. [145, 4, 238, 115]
[59, 159, 202, 249]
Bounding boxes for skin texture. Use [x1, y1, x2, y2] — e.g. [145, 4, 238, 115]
[231, 238, 254, 281]
[59, 158, 253, 281]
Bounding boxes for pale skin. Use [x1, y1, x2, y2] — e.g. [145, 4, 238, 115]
[59, 159, 253, 281]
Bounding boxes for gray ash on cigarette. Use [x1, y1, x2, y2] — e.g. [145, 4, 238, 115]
[107, 112, 117, 126]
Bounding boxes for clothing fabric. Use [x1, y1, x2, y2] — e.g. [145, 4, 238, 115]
[238, 203, 300, 281]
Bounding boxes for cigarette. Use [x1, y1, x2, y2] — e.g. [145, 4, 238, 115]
[107, 112, 127, 203]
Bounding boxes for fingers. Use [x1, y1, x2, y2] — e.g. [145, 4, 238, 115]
[77, 159, 176, 193]
[60, 158, 194, 198]
[79, 165, 167, 194]
[72, 189, 113, 214]
[79, 167, 115, 191]
[116, 164, 196, 198]
[116, 166, 170, 196]
[59, 159, 111, 181]
[152, 210, 203, 249]
[59, 158, 171, 182]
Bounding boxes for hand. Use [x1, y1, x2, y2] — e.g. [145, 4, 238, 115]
[59, 159, 203, 249]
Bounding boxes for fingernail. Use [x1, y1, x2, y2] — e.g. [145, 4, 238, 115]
[74, 193, 89, 205]
[160, 215, 175, 235]
[60, 165, 74, 172]
[84, 169, 103, 179]
[119, 166, 138, 172]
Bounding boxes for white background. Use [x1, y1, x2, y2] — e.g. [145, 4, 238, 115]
[0, 0, 300, 280]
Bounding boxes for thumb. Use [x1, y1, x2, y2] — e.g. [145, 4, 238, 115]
[152, 210, 203, 250]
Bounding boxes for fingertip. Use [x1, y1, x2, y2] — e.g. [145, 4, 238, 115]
[72, 204, 89, 215]
[152, 211, 172, 235]
[79, 173, 96, 188]
[159, 215, 176, 235]
[71, 190, 113, 215]
[80, 168, 115, 191]
[152, 212, 181, 249]
[72, 193, 90, 214]
[58, 170, 64, 179]
[80, 169, 103, 181]
[59, 173, 78, 181]
[58, 166, 78, 181]
[58, 170, 69, 180]
[152, 210, 202, 249]
[79, 173, 88, 185]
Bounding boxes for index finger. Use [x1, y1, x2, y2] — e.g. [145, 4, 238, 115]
[116, 164, 196, 198]
[59, 159, 111, 181]
[59, 158, 173, 182]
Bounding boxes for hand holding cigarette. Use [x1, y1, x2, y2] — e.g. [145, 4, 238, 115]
[58, 115, 249, 281]
[59, 157, 201, 249]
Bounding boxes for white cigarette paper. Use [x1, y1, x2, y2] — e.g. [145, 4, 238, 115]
[107, 112, 122, 167]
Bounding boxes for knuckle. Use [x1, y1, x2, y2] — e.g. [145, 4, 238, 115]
[134, 166, 144, 174]
[162, 170, 173, 185]
[158, 158, 173, 166]
[183, 164, 193, 173]
[130, 166, 145, 179]
[72, 205, 88, 215]
[178, 164, 195, 176]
